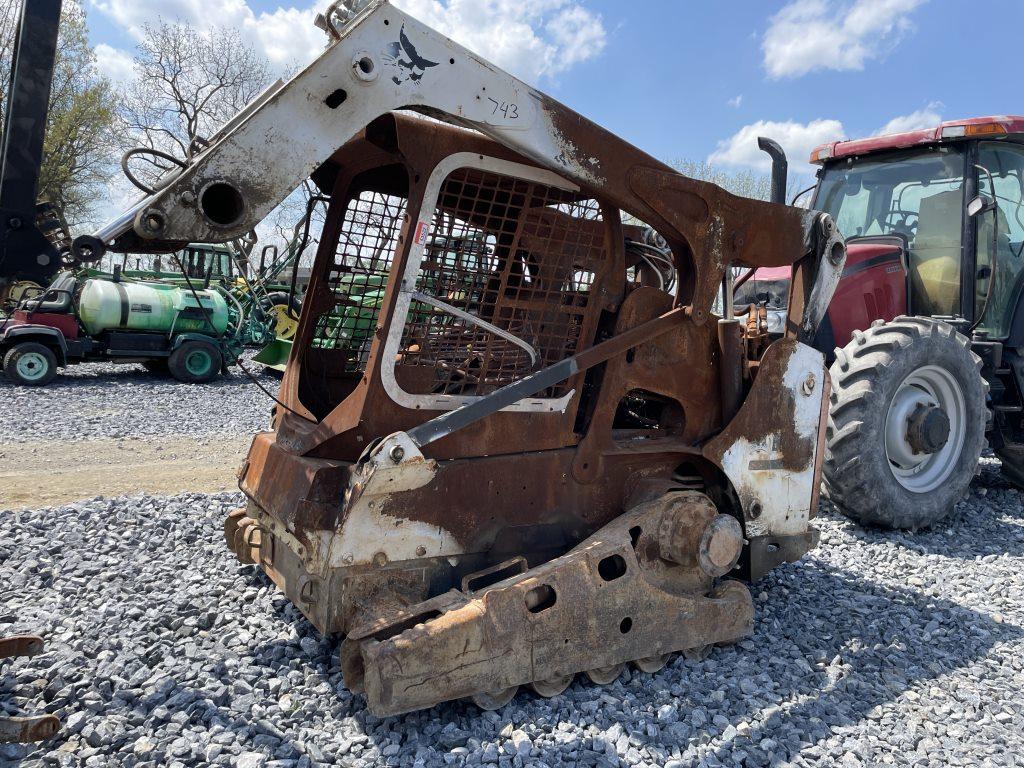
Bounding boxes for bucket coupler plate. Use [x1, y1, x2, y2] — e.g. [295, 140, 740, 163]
[340, 492, 753, 716]
[0, 636, 60, 744]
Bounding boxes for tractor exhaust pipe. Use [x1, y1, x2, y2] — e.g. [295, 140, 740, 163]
[757, 137, 788, 205]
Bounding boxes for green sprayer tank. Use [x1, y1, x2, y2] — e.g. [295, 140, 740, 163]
[77, 278, 229, 337]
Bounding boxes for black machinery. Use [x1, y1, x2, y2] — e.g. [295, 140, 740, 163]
[0, 0, 72, 311]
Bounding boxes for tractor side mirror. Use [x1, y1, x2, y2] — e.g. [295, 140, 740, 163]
[968, 194, 994, 217]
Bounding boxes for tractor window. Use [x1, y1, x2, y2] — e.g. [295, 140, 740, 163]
[815, 147, 965, 316]
[974, 143, 1024, 339]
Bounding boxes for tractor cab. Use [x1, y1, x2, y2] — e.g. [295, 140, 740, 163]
[744, 117, 1024, 353]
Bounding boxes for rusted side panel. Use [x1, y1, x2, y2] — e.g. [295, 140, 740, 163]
[342, 493, 753, 716]
[0, 636, 60, 743]
[703, 339, 827, 541]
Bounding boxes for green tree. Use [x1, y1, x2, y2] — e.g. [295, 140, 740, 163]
[0, 1, 118, 227]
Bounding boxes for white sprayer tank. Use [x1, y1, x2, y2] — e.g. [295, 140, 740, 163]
[77, 278, 229, 337]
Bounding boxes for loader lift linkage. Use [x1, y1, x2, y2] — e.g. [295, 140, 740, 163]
[91, 0, 846, 715]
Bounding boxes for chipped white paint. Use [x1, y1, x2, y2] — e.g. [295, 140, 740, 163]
[718, 342, 826, 538]
[324, 432, 466, 567]
[380, 151, 578, 414]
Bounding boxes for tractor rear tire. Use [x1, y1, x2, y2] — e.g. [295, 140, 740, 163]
[3, 342, 58, 386]
[824, 316, 986, 530]
[168, 341, 222, 384]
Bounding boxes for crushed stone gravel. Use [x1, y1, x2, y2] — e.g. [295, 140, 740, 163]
[2, 458, 1023, 767]
[0, 357, 278, 443]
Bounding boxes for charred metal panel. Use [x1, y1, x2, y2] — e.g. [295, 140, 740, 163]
[105, 2, 853, 716]
[341, 492, 753, 716]
[703, 339, 828, 540]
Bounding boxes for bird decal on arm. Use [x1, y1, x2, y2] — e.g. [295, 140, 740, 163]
[384, 25, 440, 85]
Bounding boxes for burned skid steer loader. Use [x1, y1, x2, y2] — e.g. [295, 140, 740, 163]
[86, 1, 845, 715]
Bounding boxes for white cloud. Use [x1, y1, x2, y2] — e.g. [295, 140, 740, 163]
[396, 0, 606, 81]
[91, 0, 606, 82]
[763, 0, 927, 79]
[708, 118, 846, 173]
[876, 102, 942, 135]
[94, 43, 136, 84]
[727, 95, 743, 108]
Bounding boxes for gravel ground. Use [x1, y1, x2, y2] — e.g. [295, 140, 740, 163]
[2, 460, 1023, 767]
[0, 357, 278, 443]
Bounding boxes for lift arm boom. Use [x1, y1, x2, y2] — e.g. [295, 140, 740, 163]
[94, 0, 842, 330]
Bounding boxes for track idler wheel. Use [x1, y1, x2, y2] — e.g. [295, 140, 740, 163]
[529, 674, 574, 698]
[682, 644, 713, 661]
[585, 664, 624, 685]
[633, 654, 672, 673]
[471, 686, 518, 710]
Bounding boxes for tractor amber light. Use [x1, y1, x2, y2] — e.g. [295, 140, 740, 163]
[810, 146, 832, 164]
[941, 122, 1007, 139]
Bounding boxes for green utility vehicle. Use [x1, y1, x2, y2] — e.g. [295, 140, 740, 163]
[0, 269, 245, 386]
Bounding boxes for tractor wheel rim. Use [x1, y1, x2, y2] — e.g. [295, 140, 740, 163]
[185, 350, 212, 376]
[269, 304, 298, 340]
[15, 351, 48, 381]
[884, 365, 966, 493]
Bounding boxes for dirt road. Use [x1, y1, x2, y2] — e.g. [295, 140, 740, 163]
[0, 436, 252, 509]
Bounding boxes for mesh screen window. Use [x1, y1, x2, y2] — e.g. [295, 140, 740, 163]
[310, 189, 408, 372]
[395, 166, 607, 399]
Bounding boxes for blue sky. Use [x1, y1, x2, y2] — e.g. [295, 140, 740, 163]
[85, 0, 1024, 184]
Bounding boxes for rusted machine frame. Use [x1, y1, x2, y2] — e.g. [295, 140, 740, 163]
[89, 1, 848, 716]
[0, 635, 59, 743]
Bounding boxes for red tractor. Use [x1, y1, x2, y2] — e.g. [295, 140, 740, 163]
[744, 117, 1024, 529]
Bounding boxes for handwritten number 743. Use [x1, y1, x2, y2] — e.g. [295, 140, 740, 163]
[487, 97, 519, 119]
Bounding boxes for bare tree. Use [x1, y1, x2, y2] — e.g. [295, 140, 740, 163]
[119, 21, 272, 167]
[0, 1, 118, 226]
[671, 159, 806, 204]
[0, 0, 18, 115]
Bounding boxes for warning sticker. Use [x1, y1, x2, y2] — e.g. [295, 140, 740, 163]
[413, 220, 430, 246]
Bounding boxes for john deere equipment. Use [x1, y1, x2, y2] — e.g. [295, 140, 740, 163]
[0, 268, 243, 385]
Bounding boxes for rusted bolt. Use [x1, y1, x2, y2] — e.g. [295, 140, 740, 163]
[415, 545, 426, 557]
[179, 190, 196, 206]
[342, 553, 354, 565]
[389, 445, 405, 463]
[373, 551, 389, 567]
[802, 373, 816, 395]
